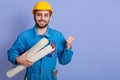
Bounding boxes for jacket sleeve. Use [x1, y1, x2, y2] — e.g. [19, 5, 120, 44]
[57, 33, 73, 65]
[7, 34, 26, 67]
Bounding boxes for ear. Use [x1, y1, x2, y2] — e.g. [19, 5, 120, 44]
[49, 14, 52, 20]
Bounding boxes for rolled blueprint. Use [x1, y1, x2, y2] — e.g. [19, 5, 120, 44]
[6, 45, 54, 78]
[26, 38, 49, 58]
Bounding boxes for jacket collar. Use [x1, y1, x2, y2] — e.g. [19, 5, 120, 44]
[33, 25, 50, 38]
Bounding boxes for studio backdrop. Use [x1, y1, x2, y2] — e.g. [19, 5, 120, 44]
[0, 0, 120, 80]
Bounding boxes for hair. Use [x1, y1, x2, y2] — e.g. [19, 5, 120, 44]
[33, 10, 52, 16]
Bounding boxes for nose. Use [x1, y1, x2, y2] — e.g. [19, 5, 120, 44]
[41, 15, 46, 20]
[41, 16, 44, 20]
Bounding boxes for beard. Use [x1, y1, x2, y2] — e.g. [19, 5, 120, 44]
[35, 20, 49, 29]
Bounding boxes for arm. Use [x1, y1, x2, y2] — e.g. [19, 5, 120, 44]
[57, 34, 74, 65]
[7, 34, 29, 67]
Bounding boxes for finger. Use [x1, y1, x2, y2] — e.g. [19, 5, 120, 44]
[23, 60, 33, 67]
[67, 38, 74, 44]
[25, 62, 33, 67]
[26, 59, 34, 65]
[69, 36, 74, 41]
[67, 36, 74, 41]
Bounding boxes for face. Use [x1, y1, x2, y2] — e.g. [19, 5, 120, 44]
[34, 10, 51, 29]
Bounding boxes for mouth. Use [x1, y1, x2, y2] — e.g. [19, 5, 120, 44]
[38, 20, 47, 23]
[40, 21, 46, 25]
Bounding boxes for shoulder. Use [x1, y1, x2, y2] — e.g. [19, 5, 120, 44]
[49, 27, 63, 37]
[49, 28, 65, 42]
[18, 27, 34, 38]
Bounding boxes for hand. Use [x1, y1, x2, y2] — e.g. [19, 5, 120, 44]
[16, 52, 34, 67]
[66, 36, 74, 49]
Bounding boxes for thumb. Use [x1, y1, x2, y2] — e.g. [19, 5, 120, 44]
[22, 51, 28, 56]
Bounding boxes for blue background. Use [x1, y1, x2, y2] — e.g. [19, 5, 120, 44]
[0, 0, 120, 80]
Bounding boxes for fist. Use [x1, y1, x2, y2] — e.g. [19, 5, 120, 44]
[66, 36, 74, 49]
[16, 52, 34, 67]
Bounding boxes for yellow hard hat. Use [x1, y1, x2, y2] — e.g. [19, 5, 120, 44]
[32, 1, 53, 14]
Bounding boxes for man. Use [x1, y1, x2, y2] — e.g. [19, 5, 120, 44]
[7, 1, 74, 80]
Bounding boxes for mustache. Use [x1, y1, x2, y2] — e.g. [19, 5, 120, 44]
[38, 20, 47, 23]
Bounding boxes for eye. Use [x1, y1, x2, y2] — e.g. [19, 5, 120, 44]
[36, 13, 42, 16]
[44, 14, 49, 17]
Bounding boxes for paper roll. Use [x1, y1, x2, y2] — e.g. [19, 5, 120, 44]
[26, 38, 49, 58]
[6, 45, 54, 78]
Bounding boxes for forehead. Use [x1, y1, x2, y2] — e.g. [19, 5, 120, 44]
[35, 10, 50, 14]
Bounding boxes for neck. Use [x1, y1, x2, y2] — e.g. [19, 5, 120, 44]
[37, 26, 48, 36]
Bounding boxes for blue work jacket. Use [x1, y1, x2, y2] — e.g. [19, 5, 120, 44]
[7, 25, 73, 80]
